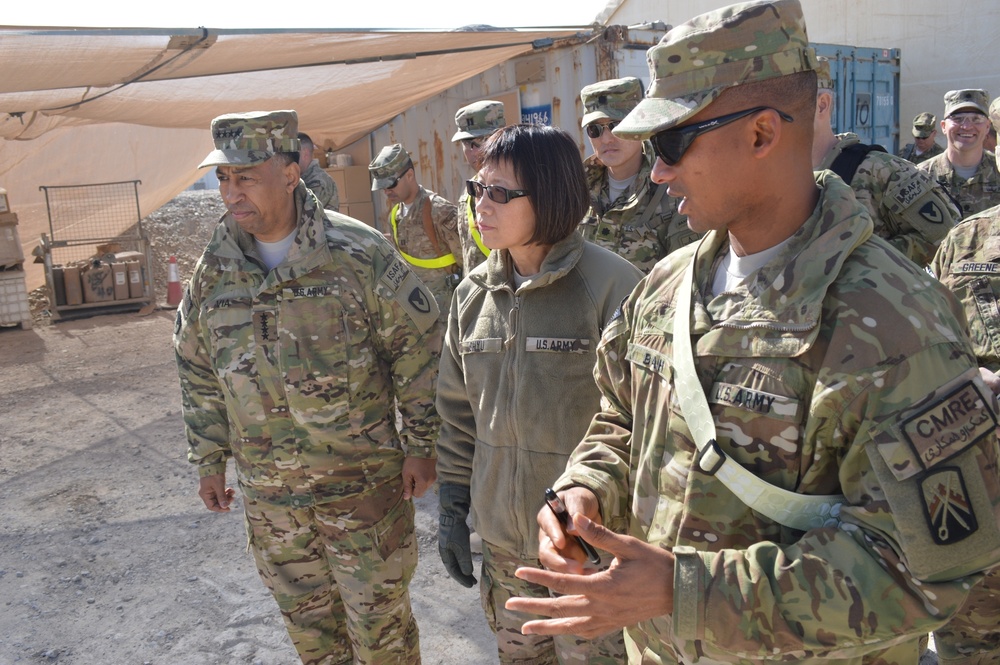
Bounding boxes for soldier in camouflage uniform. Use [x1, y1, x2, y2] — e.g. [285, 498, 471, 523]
[579, 77, 699, 273]
[811, 63, 958, 266]
[297, 132, 339, 211]
[920, 89, 1000, 219]
[174, 111, 441, 665]
[506, 4, 1000, 664]
[898, 112, 945, 165]
[451, 99, 505, 272]
[927, 101, 1000, 664]
[370, 143, 460, 322]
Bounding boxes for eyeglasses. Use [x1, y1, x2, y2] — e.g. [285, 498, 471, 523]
[384, 176, 400, 190]
[947, 113, 988, 127]
[585, 121, 619, 139]
[650, 106, 794, 166]
[466, 179, 530, 204]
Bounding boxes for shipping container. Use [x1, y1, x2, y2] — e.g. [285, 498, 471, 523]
[814, 43, 901, 153]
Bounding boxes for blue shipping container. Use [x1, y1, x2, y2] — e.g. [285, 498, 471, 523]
[814, 43, 901, 153]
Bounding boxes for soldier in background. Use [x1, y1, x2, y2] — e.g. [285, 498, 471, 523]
[370, 143, 461, 322]
[897, 112, 945, 165]
[451, 100, 505, 273]
[927, 97, 1000, 665]
[175, 110, 440, 664]
[578, 77, 699, 273]
[920, 89, 1000, 219]
[297, 132, 339, 211]
[505, 3, 1000, 663]
[812, 61, 957, 266]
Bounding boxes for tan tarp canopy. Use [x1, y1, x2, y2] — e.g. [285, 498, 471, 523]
[0, 26, 587, 290]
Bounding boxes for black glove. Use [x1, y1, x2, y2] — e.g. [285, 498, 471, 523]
[438, 483, 477, 588]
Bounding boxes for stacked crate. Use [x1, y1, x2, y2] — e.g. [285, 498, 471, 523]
[0, 189, 31, 329]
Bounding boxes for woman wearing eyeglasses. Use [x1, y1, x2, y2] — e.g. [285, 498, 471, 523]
[435, 123, 641, 664]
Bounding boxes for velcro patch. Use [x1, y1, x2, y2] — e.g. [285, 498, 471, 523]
[709, 382, 800, 420]
[920, 467, 978, 545]
[894, 179, 923, 208]
[526, 337, 591, 353]
[283, 285, 338, 298]
[460, 338, 503, 354]
[918, 201, 945, 224]
[626, 342, 669, 378]
[952, 262, 1000, 274]
[380, 256, 410, 293]
[901, 380, 997, 470]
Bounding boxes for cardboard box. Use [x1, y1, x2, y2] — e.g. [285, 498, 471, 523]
[112, 262, 130, 300]
[340, 201, 376, 227]
[127, 261, 143, 298]
[0, 216, 23, 268]
[51, 265, 67, 306]
[81, 262, 115, 303]
[325, 165, 372, 204]
[63, 266, 83, 306]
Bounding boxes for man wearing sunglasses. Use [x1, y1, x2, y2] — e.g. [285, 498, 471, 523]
[507, 2, 1000, 663]
[370, 143, 460, 322]
[579, 77, 699, 273]
[451, 100, 505, 273]
[920, 89, 1000, 219]
[811, 61, 957, 267]
[898, 113, 944, 166]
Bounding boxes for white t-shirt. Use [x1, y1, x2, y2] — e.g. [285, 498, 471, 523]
[711, 236, 793, 296]
[255, 231, 296, 271]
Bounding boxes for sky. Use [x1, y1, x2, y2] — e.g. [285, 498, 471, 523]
[3, 0, 613, 30]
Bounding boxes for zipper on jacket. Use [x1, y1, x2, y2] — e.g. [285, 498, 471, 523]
[506, 294, 525, 541]
[716, 319, 816, 334]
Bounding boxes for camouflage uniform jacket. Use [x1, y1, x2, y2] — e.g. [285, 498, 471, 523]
[817, 133, 958, 266]
[300, 159, 339, 211]
[920, 150, 1000, 220]
[556, 172, 1000, 664]
[897, 140, 944, 166]
[928, 206, 1000, 662]
[456, 190, 488, 274]
[174, 183, 442, 507]
[579, 142, 700, 273]
[435, 233, 641, 558]
[931, 204, 1000, 372]
[390, 186, 460, 316]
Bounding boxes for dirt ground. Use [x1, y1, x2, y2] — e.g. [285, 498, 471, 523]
[0, 189, 499, 664]
[0, 309, 498, 665]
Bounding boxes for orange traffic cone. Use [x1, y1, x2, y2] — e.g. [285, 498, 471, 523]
[166, 255, 183, 306]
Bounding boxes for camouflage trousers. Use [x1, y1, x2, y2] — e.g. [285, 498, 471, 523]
[244, 486, 420, 665]
[934, 567, 1000, 664]
[480, 541, 625, 665]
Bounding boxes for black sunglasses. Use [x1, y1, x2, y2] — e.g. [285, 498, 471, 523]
[585, 121, 619, 139]
[466, 179, 530, 204]
[651, 106, 794, 166]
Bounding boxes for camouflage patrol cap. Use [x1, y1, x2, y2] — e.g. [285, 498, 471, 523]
[452, 100, 505, 142]
[614, 0, 818, 140]
[199, 110, 300, 169]
[580, 77, 643, 127]
[816, 57, 834, 91]
[912, 112, 936, 138]
[991, 98, 1000, 133]
[368, 143, 414, 191]
[944, 89, 990, 118]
